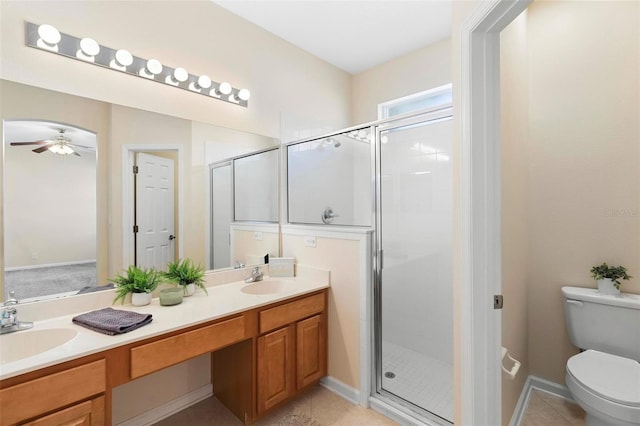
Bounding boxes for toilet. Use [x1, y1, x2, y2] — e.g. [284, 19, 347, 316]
[562, 286, 640, 426]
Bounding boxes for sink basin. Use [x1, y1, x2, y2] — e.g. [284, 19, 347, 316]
[241, 280, 297, 295]
[0, 328, 78, 363]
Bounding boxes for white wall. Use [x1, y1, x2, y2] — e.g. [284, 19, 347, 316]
[0, 1, 351, 139]
[352, 39, 451, 125]
[4, 141, 96, 267]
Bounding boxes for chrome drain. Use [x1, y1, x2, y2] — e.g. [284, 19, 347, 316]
[384, 371, 396, 379]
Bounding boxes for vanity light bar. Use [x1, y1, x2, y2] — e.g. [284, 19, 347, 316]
[25, 22, 250, 108]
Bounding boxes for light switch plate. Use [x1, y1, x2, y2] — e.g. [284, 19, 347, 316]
[304, 236, 317, 248]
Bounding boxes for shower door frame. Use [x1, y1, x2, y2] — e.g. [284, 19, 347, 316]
[372, 107, 454, 425]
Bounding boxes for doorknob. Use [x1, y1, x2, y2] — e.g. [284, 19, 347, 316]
[169, 235, 176, 241]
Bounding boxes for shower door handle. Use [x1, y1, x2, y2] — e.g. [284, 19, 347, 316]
[378, 249, 384, 270]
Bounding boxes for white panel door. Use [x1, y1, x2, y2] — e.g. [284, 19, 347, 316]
[136, 152, 175, 270]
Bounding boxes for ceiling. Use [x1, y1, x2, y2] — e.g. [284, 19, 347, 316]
[4, 121, 97, 150]
[214, 1, 452, 75]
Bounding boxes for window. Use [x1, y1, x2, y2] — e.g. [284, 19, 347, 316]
[378, 83, 452, 120]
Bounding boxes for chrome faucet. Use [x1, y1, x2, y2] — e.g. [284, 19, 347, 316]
[1, 291, 33, 334]
[244, 266, 264, 283]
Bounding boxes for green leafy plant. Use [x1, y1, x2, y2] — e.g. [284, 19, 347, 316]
[590, 262, 632, 290]
[111, 265, 162, 304]
[163, 258, 208, 295]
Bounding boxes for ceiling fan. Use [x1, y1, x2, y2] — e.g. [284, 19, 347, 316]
[9, 129, 94, 156]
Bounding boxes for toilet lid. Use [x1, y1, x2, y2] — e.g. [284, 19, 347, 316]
[567, 350, 640, 406]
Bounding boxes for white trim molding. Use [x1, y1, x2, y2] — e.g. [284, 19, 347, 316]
[509, 375, 575, 426]
[459, 0, 532, 424]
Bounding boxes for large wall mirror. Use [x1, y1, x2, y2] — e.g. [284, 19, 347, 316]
[1, 80, 281, 302]
[210, 147, 279, 270]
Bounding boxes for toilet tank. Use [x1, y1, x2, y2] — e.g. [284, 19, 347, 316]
[562, 286, 640, 361]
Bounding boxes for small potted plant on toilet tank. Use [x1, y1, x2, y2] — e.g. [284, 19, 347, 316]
[163, 258, 207, 297]
[590, 262, 631, 295]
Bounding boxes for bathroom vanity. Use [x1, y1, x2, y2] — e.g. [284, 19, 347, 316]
[0, 277, 328, 425]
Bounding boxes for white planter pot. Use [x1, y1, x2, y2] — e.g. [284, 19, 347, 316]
[131, 292, 152, 306]
[183, 283, 196, 297]
[597, 278, 620, 295]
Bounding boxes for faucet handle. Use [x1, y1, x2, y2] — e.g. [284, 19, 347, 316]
[3, 291, 18, 306]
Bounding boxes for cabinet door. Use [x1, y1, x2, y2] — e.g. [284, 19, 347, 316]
[23, 396, 105, 426]
[296, 314, 326, 389]
[257, 326, 294, 414]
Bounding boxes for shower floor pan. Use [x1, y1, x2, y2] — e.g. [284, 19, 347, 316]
[382, 340, 453, 422]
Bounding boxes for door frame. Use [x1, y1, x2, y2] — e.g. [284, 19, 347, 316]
[459, 0, 531, 424]
[122, 144, 184, 268]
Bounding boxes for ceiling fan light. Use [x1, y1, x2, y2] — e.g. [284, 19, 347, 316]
[49, 143, 74, 155]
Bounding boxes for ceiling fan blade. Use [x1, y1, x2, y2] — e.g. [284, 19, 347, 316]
[73, 151, 81, 157]
[68, 143, 95, 152]
[10, 140, 49, 146]
[33, 144, 53, 153]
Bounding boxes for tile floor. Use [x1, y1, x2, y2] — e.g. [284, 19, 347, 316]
[154, 385, 399, 426]
[154, 384, 586, 426]
[520, 389, 586, 426]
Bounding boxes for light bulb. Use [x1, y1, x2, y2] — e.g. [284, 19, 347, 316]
[37, 24, 61, 51]
[139, 58, 163, 78]
[173, 67, 188, 82]
[76, 37, 100, 62]
[49, 144, 74, 155]
[166, 67, 188, 85]
[146, 59, 162, 75]
[190, 75, 212, 92]
[197, 75, 211, 89]
[115, 49, 133, 66]
[110, 49, 133, 71]
[238, 89, 251, 101]
[80, 38, 100, 56]
[218, 82, 232, 95]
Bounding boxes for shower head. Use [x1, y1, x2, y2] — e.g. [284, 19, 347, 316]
[333, 140, 341, 148]
[324, 138, 341, 148]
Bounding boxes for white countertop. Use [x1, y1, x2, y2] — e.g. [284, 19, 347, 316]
[0, 276, 329, 381]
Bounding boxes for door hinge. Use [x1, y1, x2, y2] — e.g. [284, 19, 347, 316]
[133, 225, 139, 233]
[494, 294, 504, 310]
[133, 165, 139, 174]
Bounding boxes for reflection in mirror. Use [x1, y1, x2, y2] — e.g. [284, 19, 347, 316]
[210, 147, 280, 270]
[3, 120, 97, 300]
[287, 128, 372, 226]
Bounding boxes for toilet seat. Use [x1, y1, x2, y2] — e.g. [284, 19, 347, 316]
[567, 350, 640, 407]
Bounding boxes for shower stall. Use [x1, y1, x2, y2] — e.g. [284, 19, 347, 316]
[374, 108, 453, 424]
[286, 106, 453, 424]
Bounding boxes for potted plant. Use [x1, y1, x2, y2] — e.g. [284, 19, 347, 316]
[590, 262, 631, 295]
[164, 258, 207, 297]
[111, 265, 162, 306]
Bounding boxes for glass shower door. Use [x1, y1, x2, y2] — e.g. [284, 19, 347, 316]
[375, 110, 454, 423]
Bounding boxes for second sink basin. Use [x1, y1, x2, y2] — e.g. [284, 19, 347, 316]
[241, 280, 297, 295]
[0, 328, 78, 364]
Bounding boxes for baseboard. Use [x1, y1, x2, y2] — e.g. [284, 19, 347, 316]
[116, 384, 212, 426]
[320, 376, 360, 405]
[510, 375, 575, 426]
[5, 259, 96, 272]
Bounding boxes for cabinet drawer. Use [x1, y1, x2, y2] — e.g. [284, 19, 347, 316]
[0, 359, 106, 426]
[259, 293, 325, 334]
[130, 315, 245, 379]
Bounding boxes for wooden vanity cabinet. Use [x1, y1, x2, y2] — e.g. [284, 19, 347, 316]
[0, 359, 106, 426]
[255, 291, 327, 416]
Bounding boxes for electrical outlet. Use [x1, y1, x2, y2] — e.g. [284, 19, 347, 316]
[304, 236, 317, 248]
[254, 232, 263, 241]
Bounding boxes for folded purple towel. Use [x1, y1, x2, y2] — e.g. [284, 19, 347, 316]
[72, 307, 152, 336]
